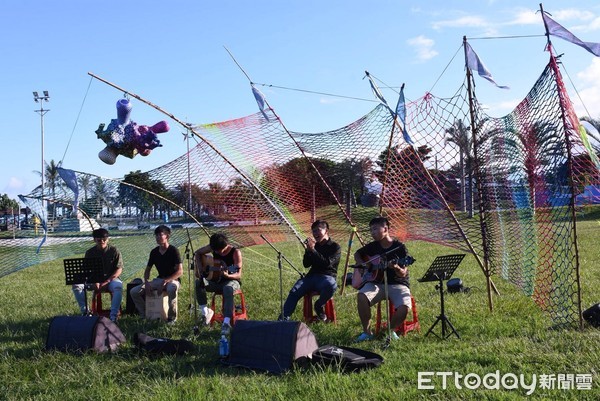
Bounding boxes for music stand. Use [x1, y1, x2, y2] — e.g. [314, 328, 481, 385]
[418, 254, 465, 339]
[63, 257, 105, 315]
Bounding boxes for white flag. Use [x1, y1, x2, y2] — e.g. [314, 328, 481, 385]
[465, 42, 509, 89]
[543, 13, 600, 57]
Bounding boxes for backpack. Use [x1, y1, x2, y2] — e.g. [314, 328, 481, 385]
[311, 345, 384, 372]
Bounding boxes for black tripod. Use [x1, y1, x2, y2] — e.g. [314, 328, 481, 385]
[63, 257, 105, 315]
[260, 234, 304, 319]
[418, 254, 465, 339]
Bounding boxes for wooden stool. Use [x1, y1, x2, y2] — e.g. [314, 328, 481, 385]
[375, 295, 419, 336]
[91, 289, 121, 319]
[303, 291, 336, 323]
[210, 288, 248, 326]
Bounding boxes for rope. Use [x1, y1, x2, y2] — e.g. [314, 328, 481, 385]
[60, 76, 93, 165]
[252, 82, 377, 103]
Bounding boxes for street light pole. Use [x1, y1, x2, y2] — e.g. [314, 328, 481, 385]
[33, 91, 50, 207]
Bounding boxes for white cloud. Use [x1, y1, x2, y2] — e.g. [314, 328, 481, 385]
[2, 177, 27, 200]
[7, 177, 24, 190]
[407, 35, 438, 62]
[319, 97, 343, 104]
[553, 9, 595, 22]
[507, 8, 540, 25]
[432, 15, 489, 30]
[574, 58, 600, 118]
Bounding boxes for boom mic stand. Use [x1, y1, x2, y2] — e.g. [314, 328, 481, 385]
[260, 234, 304, 320]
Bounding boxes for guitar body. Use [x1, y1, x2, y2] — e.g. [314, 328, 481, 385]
[351, 255, 415, 289]
[351, 255, 384, 290]
[197, 254, 239, 283]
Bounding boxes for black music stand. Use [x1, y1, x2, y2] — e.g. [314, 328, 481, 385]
[63, 257, 105, 315]
[418, 254, 465, 339]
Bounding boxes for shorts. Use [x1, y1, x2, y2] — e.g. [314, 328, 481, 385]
[359, 282, 411, 310]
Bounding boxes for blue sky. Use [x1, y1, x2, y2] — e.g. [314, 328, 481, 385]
[2, 0, 600, 202]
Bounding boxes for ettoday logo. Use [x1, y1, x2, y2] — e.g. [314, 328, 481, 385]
[418, 371, 593, 395]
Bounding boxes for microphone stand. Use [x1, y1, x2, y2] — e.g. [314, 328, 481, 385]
[184, 228, 199, 335]
[260, 234, 304, 319]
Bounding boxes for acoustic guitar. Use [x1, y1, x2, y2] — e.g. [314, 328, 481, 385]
[351, 254, 415, 289]
[197, 254, 240, 283]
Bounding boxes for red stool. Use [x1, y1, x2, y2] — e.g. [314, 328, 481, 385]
[91, 289, 121, 319]
[210, 288, 248, 326]
[303, 291, 336, 323]
[375, 295, 419, 336]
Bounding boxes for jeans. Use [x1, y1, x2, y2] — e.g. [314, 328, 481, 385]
[282, 274, 337, 318]
[72, 279, 123, 321]
[195, 278, 241, 319]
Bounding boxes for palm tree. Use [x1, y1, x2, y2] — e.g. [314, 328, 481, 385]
[78, 174, 92, 201]
[34, 159, 63, 220]
[445, 119, 472, 216]
[580, 116, 600, 154]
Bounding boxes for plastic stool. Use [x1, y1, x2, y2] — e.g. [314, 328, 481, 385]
[91, 289, 121, 319]
[303, 291, 336, 323]
[210, 288, 248, 326]
[375, 295, 419, 336]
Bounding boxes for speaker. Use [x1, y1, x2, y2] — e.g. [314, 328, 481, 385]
[46, 315, 125, 353]
[583, 303, 600, 327]
[226, 320, 318, 374]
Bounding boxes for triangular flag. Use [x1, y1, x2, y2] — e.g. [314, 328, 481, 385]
[58, 167, 80, 215]
[543, 13, 600, 57]
[251, 84, 270, 121]
[465, 42, 509, 89]
[365, 71, 394, 114]
[394, 85, 414, 145]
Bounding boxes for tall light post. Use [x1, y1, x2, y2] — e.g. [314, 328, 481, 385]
[33, 91, 50, 207]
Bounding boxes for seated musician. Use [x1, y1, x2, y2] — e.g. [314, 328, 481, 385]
[279, 219, 341, 322]
[130, 225, 183, 325]
[194, 233, 243, 333]
[72, 228, 123, 322]
[353, 216, 411, 342]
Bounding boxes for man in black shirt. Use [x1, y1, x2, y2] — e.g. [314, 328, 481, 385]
[131, 225, 183, 324]
[353, 216, 412, 342]
[279, 220, 341, 322]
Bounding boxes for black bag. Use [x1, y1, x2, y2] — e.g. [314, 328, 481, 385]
[133, 333, 195, 355]
[312, 345, 384, 372]
[583, 303, 600, 328]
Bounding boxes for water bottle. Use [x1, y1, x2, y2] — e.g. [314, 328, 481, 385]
[219, 334, 229, 358]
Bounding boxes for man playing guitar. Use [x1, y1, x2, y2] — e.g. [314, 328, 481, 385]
[194, 233, 243, 331]
[353, 216, 412, 342]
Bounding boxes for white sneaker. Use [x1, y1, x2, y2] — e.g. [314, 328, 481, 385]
[202, 308, 214, 326]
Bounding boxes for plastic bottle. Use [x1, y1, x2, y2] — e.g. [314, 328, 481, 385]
[219, 334, 229, 357]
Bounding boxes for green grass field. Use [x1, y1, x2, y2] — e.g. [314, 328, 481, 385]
[1, 218, 599, 400]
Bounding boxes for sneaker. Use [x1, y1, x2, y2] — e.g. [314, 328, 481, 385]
[389, 331, 400, 341]
[317, 313, 328, 322]
[277, 314, 290, 321]
[355, 332, 374, 343]
[167, 318, 177, 326]
[202, 308, 214, 326]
